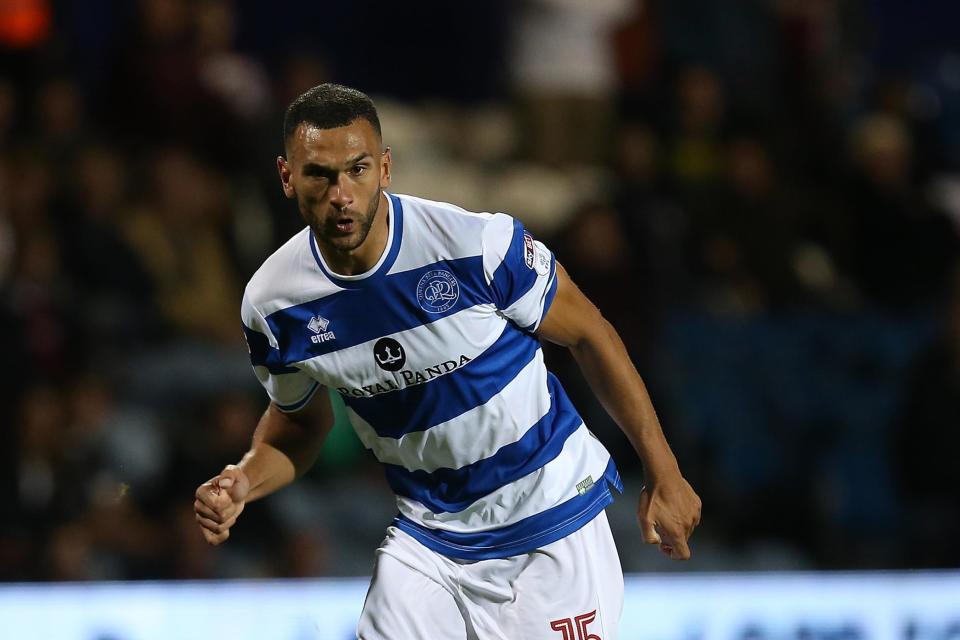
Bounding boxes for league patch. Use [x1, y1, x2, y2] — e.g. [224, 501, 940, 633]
[523, 232, 536, 270]
[534, 242, 551, 276]
[417, 269, 460, 313]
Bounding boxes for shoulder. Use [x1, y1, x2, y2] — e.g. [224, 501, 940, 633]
[396, 193, 496, 238]
[393, 192, 516, 253]
[243, 227, 338, 325]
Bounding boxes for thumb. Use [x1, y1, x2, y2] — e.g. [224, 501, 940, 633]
[641, 519, 661, 545]
[216, 465, 250, 502]
[637, 488, 662, 545]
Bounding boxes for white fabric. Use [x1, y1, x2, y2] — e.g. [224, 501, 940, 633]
[345, 350, 550, 472]
[241, 192, 615, 559]
[395, 424, 611, 534]
[299, 303, 503, 395]
[357, 511, 624, 640]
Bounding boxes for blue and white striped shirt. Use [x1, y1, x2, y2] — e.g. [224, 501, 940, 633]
[241, 193, 621, 560]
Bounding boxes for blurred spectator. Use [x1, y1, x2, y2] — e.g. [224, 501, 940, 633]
[837, 113, 959, 308]
[122, 147, 241, 344]
[665, 66, 726, 194]
[511, 0, 634, 165]
[690, 135, 807, 313]
[55, 143, 157, 350]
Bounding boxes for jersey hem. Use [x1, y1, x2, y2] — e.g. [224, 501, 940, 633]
[393, 458, 622, 560]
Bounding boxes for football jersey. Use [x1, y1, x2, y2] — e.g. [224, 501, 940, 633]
[241, 192, 622, 560]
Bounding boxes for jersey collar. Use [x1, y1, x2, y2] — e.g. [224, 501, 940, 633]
[309, 192, 404, 289]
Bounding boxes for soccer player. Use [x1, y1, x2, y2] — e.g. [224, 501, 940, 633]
[194, 84, 701, 639]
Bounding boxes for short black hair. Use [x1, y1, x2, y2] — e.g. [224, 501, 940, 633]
[282, 83, 382, 146]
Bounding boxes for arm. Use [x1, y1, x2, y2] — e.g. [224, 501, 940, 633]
[194, 389, 334, 545]
[537, 263, 701, 559]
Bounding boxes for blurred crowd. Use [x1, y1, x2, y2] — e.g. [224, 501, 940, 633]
[1, 0, 959, 581]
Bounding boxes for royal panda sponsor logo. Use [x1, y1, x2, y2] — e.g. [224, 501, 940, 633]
[336, 353, 474, 398]
[373, 338, 406, 372]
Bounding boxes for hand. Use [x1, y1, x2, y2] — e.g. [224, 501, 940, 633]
[194, 464, 251, 545]
[637, 474, 701, 560]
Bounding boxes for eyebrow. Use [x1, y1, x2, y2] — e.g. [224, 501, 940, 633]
[301, 152, 372, 175]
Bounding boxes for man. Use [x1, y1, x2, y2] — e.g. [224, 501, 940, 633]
[194, 83, 700, 639]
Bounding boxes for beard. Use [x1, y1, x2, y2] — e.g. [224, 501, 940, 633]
[306, 186, 382, 254]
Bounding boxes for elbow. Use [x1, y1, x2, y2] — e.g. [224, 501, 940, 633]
[569, 308, 612, 352]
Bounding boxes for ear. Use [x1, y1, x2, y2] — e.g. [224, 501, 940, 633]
[277, 155, 296, 199]
[379, 147, 392, 189]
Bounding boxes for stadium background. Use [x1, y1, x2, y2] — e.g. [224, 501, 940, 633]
[1, 0, 959, 618]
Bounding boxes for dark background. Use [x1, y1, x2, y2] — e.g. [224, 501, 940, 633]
[1, 0, 958, 580]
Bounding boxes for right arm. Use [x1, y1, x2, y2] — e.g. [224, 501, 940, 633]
[194, 389, 333, 545]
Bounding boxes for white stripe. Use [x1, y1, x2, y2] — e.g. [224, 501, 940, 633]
[252, 364, 316, 408]
[481, 212, 515, 286]
[388, 194, 490, 276]
[300, 303, 505, 395]
[395, 423, 612, 533]
[345, 349, 550, 471]
[246, 227, 344, 319]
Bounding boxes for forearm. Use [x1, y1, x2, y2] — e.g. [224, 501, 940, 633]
[569, 316, 680, 479]
[238, 401, 331, 502]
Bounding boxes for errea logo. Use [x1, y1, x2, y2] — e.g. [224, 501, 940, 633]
[307, 315, 336, 344]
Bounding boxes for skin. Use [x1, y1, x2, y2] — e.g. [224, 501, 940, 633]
[277, 118, 392, 275]
[195, 120, 701, 559]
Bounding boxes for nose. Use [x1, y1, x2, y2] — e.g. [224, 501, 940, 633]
[330, 173, 353, 211]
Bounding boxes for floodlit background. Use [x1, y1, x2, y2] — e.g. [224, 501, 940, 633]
[1, 0, 959, 630]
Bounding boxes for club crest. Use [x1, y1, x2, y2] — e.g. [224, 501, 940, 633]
[416, 269, 460, 313]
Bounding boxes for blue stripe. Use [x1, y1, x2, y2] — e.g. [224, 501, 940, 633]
[242, 323, 298, 374]
[309, 192, 405, 289]
[345, 324, 540, 438]
[383, 373, 582, 513]
[275, 381, 321, 413]
[524, 255, 558, 332]
[490, 219, 540, 310]
[264, 255, 493, 366]
[393, 458, 623, 560]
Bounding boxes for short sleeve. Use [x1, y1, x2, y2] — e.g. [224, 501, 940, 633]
[481, 213, 558, 332]
[241, 292, 320, 412]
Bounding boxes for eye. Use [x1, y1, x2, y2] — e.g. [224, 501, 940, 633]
[350, 165, 368, 176]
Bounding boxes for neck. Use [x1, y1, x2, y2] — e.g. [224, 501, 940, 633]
[317, 192, 389, 276]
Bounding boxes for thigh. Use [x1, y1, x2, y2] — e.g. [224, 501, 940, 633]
[505, 512, 624, 640]
[357, 529, 469, 640]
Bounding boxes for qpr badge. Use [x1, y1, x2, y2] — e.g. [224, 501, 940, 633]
[417, 269, 460, 313]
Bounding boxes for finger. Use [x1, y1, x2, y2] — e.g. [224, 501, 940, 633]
[195, 482, 227, 510]
[641, 518, 661, 545]
[194, 500, 222, 523]
[197, 493, 233, 519]
[196, 513, 223, 533]
[200, 526, 230, 546]
[669, 537, 691, 560]
[196, 512, 237, 534]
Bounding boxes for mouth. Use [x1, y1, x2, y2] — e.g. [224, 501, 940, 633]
[332, 217, 355, 234]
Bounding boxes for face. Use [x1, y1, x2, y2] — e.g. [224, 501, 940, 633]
[278, 119, 391, 255]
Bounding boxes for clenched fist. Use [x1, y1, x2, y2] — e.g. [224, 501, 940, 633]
[194, 464, 251, 545]
[637, 473, 701, 560]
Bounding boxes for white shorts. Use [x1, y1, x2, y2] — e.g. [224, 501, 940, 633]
[356, 511, 623, 640]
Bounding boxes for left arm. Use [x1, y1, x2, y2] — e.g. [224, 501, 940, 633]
[537, 262, 702, 559]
